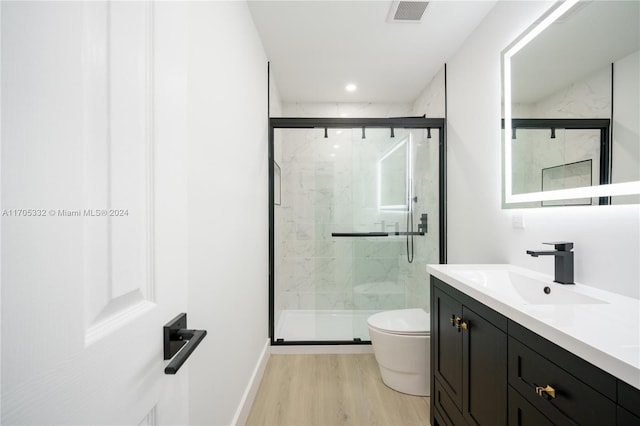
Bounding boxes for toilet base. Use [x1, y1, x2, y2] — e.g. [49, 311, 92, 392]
[378, 365, 430, 396]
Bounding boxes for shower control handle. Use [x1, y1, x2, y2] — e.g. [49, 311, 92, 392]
[418, 213, 428, 234]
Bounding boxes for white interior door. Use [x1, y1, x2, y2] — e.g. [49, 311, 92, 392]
[1, 2, 192, 424]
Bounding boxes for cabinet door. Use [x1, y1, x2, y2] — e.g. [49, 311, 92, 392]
[463, 306, 508, 426]
[433, 286, 464, 410]
[434, 378, 466, 426]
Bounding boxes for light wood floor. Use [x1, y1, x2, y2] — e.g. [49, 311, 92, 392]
[246, 354, 430, 426]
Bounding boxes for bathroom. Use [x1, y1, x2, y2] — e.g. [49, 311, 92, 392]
[1, 0, 638, 425]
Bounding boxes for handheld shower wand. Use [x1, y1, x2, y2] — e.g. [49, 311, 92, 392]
[406, 194, 416, 263]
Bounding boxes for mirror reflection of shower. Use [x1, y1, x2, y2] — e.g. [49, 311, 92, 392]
[378, 135, 411, 211]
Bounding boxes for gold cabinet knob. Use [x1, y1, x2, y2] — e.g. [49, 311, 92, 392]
[450, 315, 457, 327]
[535, 384, 556, 399]
[450, 316, 469, 331]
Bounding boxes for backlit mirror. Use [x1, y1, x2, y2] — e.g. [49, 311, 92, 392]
[379, 136, 410, 210]
[502, 0, 639, 207]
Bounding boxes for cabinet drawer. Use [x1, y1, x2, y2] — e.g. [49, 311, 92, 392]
[618, 405, 640, 426]
[508, 385, 556, 426]
[508, 337, 616, 425]
[434, 378, 465, 426]
[618, 379, 640, 419]
[508, 320, 616, 399]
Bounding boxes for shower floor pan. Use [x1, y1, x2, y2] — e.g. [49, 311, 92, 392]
[275, 309, 381, 343]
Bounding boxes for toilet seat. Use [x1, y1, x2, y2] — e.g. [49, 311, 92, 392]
[367, 308, 430, 336]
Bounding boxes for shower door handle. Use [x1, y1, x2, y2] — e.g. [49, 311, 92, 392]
[163, 313, 207, 374]
[332, 232, 389, 237]
[331, 231, 424, 237]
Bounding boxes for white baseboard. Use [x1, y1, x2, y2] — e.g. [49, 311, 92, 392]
[231, 338, 271, 426]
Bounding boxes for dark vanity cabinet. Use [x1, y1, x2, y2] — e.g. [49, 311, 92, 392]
[432, 278, 507, 426]
[430, 276, 640, 426]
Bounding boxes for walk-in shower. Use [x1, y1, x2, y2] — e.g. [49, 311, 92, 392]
[269, 117, 446, 344]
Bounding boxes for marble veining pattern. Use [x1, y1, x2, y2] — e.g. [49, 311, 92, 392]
[274, 103, 440, 331]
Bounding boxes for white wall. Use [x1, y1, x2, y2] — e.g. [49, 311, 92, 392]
[186, 2, 270, 424]
[613, 50, 640, 204]
[435, 1, 640, 299]
[413, 66, 446, 118]
[283, 102, 411, 118]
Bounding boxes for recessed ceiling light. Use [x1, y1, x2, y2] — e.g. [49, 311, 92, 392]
[345, 83, 357, 92]
[336, 130, 343, 134]
[333, 144, 340, 149]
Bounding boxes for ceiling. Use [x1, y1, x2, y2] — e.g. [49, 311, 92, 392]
[248, 1, 497, 104]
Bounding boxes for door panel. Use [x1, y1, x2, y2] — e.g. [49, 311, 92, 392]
[2, 2, 189, 424]
[462, 306, 507, 426]
[433, 287, 463, 409]
[83, 0, 155, 344]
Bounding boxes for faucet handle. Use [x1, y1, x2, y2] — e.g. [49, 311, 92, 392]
[543, 241, 573, 251]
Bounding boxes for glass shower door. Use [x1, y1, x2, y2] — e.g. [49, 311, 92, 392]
[272, 124, 441, 343]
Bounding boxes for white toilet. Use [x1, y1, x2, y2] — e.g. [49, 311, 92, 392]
[367, 308, 430, 396]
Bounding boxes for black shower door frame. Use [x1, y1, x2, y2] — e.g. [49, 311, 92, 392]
[268, 116, 447, 346]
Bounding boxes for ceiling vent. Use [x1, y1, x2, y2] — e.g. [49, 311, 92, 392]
[387, 1, 429, 23]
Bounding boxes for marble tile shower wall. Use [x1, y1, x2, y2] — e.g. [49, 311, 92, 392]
[273, 103, 414, 328]
[405, 129, 440, 310]
[275, 123, 439, 318]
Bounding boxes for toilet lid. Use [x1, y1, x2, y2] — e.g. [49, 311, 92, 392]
[367, 308, 430, 335]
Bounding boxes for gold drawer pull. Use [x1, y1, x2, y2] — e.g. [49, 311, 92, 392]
[458, 320, 468, 330]
[535, 384, 556, 399]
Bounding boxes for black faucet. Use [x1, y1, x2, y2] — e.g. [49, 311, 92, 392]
[526, 242, 574, 284]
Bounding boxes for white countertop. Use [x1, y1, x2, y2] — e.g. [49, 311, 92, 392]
[427, 263, 640, 390]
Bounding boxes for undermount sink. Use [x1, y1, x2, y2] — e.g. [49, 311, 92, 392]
[450, 269, 608, 305]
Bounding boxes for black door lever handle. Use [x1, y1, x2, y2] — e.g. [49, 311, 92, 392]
[163, 313, 207, 375]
